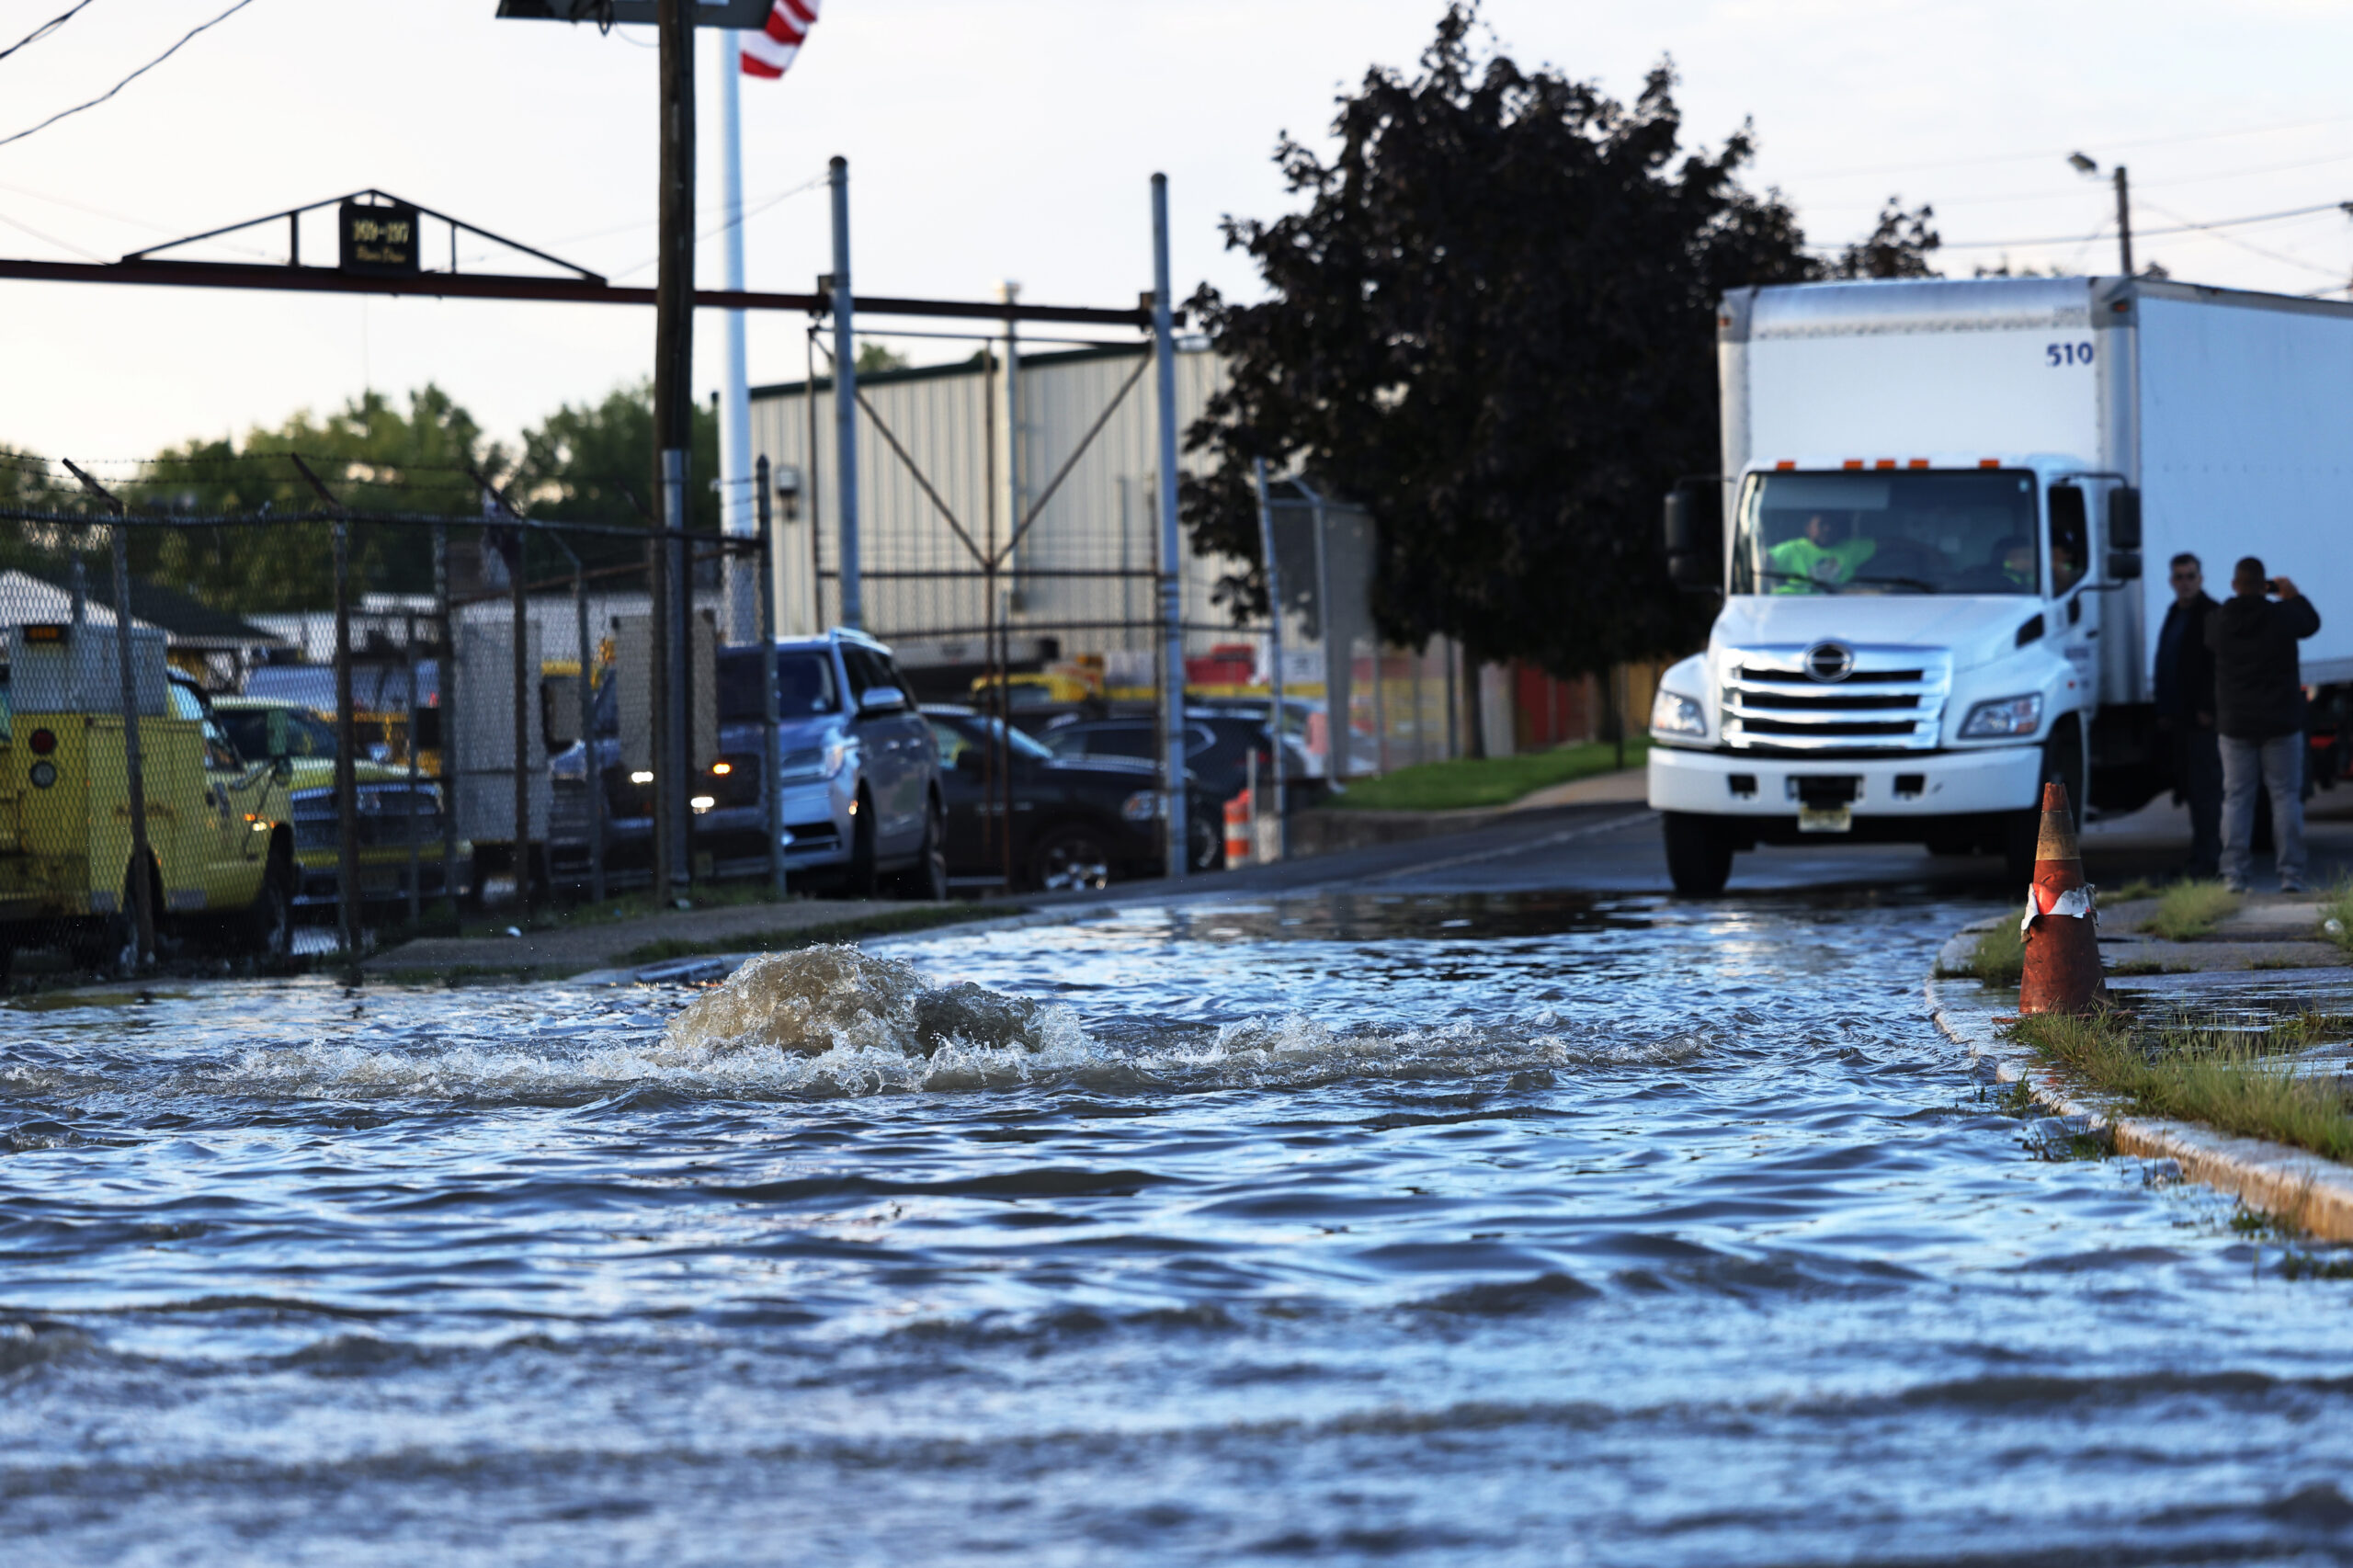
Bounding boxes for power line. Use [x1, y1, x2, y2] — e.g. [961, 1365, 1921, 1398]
[0, 0, 97, 64]
[1937, 199, 2351, 252]
[1781, 109, 2353, 183]
[0, 0, 260, 153]
[2138, 199, 2347, 278]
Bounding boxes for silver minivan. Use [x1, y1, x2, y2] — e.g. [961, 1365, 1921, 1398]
[549, 628, 945, 898]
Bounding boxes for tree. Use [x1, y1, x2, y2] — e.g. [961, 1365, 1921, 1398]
[509, 380, 721, 574]
[855, 340, 911, 375]
[1829, 199, 1940, 278]
[1181, 6, 1935, 677]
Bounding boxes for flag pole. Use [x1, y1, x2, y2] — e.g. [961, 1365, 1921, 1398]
[718, 25, 757, 646]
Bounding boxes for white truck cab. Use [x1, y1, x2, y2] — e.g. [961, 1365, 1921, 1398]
[1649, 276, 2353, 893]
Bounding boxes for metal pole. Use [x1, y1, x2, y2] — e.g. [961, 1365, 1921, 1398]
[111, 520, 155, 966]
[2114, 166, 2134, 277]
[828, 155, 862, 630]
[1302, 480, 1345, 785]
[663, 448, 692, 898]
[756, 455, 786, 899]
[334, 518, 360, 956]
[510, 526, 533, 919]
[1151, 172, 1187, 881]
[718, 26, 758, 646]
[437, 523, 460, 928]
[1251, 458, 1285, 860]
[805, 324, 824, 631]
[404, 609, 421, 926]
[647, 529, 672, 903]
[576, 547, 605, 905]
[997, 280, 1020, 603]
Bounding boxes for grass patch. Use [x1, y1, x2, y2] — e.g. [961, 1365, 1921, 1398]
[2112, 878, 2165, 903]
[2006, 1007, 2353, 1165]
[1965, 920, 2026, 987]
[2321, 880, 2353, 953]
[2143, 880, 2242, 941]
[615, 903, 1002, 966]
[2109, 959, 2184, 977]
[1319, 738, 1649, 812]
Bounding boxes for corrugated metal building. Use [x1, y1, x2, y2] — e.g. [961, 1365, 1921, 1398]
[748, 342, 1234, 674]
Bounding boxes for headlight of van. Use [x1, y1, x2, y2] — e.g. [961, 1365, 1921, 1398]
[1959, 694, 2043, 739]
[1121, 790, 1163, 823]
[1650, 689, 1708, 739]
[779, 730, 852, 782]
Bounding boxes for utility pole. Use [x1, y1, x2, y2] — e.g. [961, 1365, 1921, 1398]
[1151, 172, 1187, 881]
[2114, 165, 2133, 278]
[1252, 457, 1285, 861]
[2069, 152, 2134, 277]
[654, 0, 697, 902]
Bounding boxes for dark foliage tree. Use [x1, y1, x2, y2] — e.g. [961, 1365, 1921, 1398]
[1829, 199, 1941, 278]
[1181, 6, 1937, 676]
[508, 380, 721, 573]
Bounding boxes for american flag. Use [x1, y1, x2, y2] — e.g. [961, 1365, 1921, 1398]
[740, 0, 818, 79]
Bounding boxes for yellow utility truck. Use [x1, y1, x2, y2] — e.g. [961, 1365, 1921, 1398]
[0, 622, 295, 973]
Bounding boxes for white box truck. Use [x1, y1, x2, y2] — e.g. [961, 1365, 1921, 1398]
[1648, 275, 2353, 893]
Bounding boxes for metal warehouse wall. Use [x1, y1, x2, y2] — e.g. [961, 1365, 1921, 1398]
[748, 343, 1238, 666]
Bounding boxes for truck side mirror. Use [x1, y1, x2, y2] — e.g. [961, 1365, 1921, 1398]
[1664, 481, 1722, 593]
[2109, 486, 2143, 550]
[2106, 551, 2143, 582]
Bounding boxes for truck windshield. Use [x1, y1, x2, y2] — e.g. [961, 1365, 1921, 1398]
[1730, 469, 2040, 596]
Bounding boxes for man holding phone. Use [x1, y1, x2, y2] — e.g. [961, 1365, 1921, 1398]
[2206, 556, 2322, 892]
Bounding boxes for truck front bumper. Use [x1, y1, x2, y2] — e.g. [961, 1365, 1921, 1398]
[1647, 744, 2042, 817]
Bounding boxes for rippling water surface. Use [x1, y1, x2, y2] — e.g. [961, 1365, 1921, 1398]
[7, 892, 2353, 1566]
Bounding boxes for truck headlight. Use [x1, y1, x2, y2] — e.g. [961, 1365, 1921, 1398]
[1959, 694, 2043, 739]
[1121, 790, 1163, 823]
[1650, 689, 1708, 739]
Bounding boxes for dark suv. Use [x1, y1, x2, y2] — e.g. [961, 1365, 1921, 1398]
[549, 629, 945, 897]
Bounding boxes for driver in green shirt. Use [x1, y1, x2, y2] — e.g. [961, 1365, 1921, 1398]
[1768, 513, 1878, 593]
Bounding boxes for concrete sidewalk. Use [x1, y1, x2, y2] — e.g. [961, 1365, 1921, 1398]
[359, 897, 960, 981]
[1932, 892, 2353, 1240]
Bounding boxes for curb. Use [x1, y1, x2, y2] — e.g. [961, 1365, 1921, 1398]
[1927, 921, 2353, 1241]
[564, 903, 1129, 987]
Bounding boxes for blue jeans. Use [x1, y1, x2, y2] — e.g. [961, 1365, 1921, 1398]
[2220, 733, 2304, 889]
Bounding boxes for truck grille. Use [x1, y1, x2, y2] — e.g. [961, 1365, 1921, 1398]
[290, 785, 446, 848]
[1720, 645, 1949, 754]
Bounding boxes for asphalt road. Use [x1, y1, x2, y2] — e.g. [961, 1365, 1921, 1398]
[1036, 790, 2353, 904]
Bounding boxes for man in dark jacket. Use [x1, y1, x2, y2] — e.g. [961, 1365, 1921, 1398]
[2153, 552, 2222, 877]
[2206, 556, 2322, 892]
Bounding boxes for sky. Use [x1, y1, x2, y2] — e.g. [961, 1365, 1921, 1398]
[4, 0, 2353, 466]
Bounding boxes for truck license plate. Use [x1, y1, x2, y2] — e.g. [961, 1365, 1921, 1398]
[1797, 805, 1852, 834]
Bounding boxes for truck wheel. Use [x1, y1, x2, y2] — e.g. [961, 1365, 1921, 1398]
[1662, 812, 1734, 896]
[236, 845, 294, 961]
[2004, 722, 2085, 881]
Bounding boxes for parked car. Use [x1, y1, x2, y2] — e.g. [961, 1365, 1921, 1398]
[548, 627, 946, 898]
[923, 706, 1222, 891]
[1038, 708, 1315, 805]
[214, 697, 470, 915]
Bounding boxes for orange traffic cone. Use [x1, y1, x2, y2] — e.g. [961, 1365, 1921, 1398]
[2018, 780, 2104, 1015]
[1224, 790, 1253, 869]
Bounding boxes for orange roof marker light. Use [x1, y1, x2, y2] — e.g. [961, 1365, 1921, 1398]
[1874, 459, 1897, 470]
[1775, 460, 1797, 471]
[1979, 458, 2002, 468]
[1843, 459, 1864, 470]
[1908, 458, 1930, 469]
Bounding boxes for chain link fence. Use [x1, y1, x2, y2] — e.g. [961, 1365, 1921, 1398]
[0, 449, 794, 985]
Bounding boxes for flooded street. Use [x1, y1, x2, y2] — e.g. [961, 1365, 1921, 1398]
[8, 892, 2353, 1565]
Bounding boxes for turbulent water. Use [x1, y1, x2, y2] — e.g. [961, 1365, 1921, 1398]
[7, 892, 2353, 1566]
